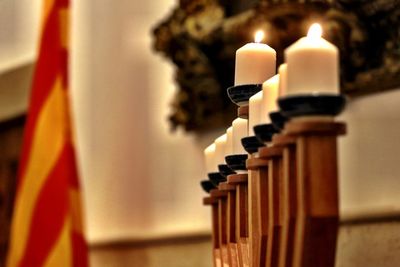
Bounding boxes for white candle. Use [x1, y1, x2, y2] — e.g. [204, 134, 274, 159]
[234, 30, 277, 86]
[204, 143, 216, 173]
[232, 118, 248, 155]
[278, 63, 287, 96]
[215, 134, 227, 166]
[226, 126, 233, 156]
[249, 91, 263, 135]
[260, 74, 280, 123]
[285, 23, 339, 95]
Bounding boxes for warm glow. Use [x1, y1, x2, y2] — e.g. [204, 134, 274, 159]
[307, 23, 322, 39]
[204, 143, 216, 154]
[254, 30, 265, 43]
[215, 134, 227, 144]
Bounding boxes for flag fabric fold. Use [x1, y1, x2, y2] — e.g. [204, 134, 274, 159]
[7, 0, 88, 266]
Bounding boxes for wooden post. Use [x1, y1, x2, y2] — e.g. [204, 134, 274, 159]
[238, 106, 249, 119]
[220, 182, 240, 267]
[211, 188, 231, 267]
[246, 156, 269, 267]
[204, 194, 221, 267]
[271, 135, 297, 267]
[285, 120, 346, 267]
[228, 174, 250, 267]
[259, 146, 284, 267]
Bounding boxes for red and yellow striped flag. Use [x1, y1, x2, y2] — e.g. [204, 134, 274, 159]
[6, 0, 88, 266]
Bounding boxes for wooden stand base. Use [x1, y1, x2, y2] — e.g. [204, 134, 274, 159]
[204, 195, 220, 267]
[259, 146, 284, 267]
[246, 156, 269, 267]
[214, 249, 222, 267]
[220, 182, 239, 267]
[272, 135, 297, 267]
[285, 120, 346, 267]
[228, 174, 250, 267]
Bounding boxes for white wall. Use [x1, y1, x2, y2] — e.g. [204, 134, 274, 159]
[0, 0, 40, 120]
[71, 0, 212, 243]
[0, 0, 40, 72]
[339, 91, 400, 219]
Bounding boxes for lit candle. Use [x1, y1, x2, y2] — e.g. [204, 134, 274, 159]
[285, 23, 339, 95]
[234, 30, 277, 86]
[232, 118, 248, 155]
[249, 91, 263, 135]
[226, 126, 233, 156]
[260, 74, 280, 123]
[278, 63, 287, 96]
[215, 134, 227, 166]
[204, 143, 216, 173]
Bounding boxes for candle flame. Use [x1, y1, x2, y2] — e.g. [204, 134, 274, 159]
[307, 23, 322, 39]
[254, 30, 264, 43]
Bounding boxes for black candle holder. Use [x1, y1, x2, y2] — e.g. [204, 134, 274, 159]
[241, 136, 265, 154]
[227, 84, 262, 106]
[218, 164, 236, 178]
[225, 154, 248, 171]
[208, 172, 226, 186]
[253, 123, 278, 143]
[200, 180, 216, 193]
[278, 94, 346, 118]
[269, 111, 288, 131]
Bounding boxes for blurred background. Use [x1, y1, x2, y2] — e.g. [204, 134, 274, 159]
[1, 0, 215, 265]
[1, 0, 400, 266]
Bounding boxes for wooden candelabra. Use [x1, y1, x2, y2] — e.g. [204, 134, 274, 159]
[202, 93, 346, 267]
[204, 121, 345, 267]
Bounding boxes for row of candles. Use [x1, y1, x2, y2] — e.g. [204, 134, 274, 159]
[204, 23, 339, 173]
